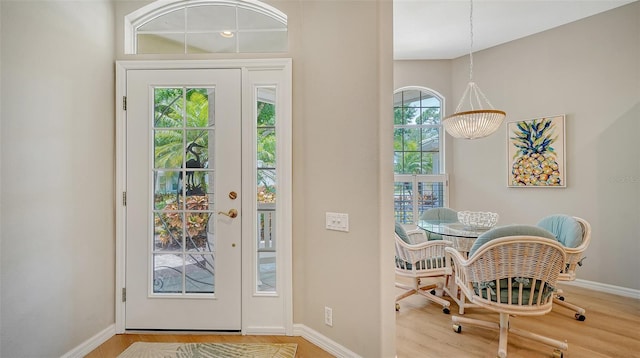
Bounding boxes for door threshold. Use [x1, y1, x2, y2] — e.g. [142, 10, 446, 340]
[124, 329, 242, 335]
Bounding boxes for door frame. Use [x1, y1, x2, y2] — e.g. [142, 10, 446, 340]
[115, 59, 293, 335]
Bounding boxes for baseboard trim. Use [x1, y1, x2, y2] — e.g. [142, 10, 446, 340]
[61, 324, 116, 358]
[563, 279, 640, 299]
[293, 324, 361, 358]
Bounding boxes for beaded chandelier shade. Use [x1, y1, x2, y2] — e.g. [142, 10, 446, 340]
[443, 0, 506, 140]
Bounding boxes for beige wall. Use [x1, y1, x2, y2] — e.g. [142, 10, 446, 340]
[1, 0, 395, 357]
[283, 2, 395, 356]
[395, 2, 640, 291]
[0, 1, 116, 357]
[271, 1, 395, 356]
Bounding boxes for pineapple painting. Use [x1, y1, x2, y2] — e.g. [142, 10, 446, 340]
[508, 115, 565, 187]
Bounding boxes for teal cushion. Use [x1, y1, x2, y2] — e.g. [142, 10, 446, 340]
[537, 215, 583, 248]
[395, 222, 411, 244]
[420, 208, 458, 240]
[474, 279, 554, 304]
[420, 207, 459, 223]
[469, 224, 557, 257]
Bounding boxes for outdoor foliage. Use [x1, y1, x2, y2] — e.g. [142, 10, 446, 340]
[393, 105, 439, 175]
[257, 100, 277, 202]
[155, 195, 210, 250]
[154, 88, 211, 194]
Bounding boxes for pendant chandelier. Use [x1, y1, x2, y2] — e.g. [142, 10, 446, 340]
[443, 0, 506, 140]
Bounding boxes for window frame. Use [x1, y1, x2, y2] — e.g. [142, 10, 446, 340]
[124, 0, 288, 55]
[393, 86, 448, 224]
[393, 86, 446, 175]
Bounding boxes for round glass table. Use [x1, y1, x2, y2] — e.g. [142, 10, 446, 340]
[418, 219, 493, 257]
[418, 220, 489, 239]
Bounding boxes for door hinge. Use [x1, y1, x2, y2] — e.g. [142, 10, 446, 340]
[122, 192, 127, 206]
[122, 96, 127, 110]
[122, 287, 126, 302]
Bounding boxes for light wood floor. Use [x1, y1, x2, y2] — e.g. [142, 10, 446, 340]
[85, 334, 334, 358]
[396, 282, 640, 358]
[87, 283, 639, 357]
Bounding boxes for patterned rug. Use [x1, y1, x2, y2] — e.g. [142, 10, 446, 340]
[117, 342, 298, 358]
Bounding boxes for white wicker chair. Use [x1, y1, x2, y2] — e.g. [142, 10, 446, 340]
[395, 225, 453, 314]
[537, 215, 592, 321]
[446, 234, 568, 358]
[419, 207, 459, 241]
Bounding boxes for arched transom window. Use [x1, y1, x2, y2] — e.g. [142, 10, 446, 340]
[125, 0, 288, 54]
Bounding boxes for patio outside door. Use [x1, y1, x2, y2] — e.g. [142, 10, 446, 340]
[125, 69, 241, 330]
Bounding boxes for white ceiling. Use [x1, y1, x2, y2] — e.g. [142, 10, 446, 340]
[394, 0, 637, 60]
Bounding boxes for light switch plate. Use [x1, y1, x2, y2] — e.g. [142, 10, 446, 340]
[326, 212, 349, 232]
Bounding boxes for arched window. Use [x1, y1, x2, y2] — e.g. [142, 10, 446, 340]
[393, 87, 448, 224]
[124, 0, 287, 54]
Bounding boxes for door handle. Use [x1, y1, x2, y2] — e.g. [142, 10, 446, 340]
[218, 208, 238, 218]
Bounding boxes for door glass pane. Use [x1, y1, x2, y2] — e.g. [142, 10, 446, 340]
[153, 87, 216, 295]
[154, 88, 184, 127]
[257, 87, 276, 293]
[186, 88, 215, 127]
[154, 130, 183, 169]
[154, 212, 183, 251]
[185, 254, 215, 293]
[154, 254, 184, 293]
[154, 170, 182, 210]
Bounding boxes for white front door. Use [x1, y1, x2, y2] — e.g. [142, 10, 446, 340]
[125, 69, 241, 330]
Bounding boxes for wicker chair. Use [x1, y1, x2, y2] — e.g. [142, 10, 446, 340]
[419, 207, 459, 241]
[395, 223, 453, 314]
[537, 215, 592, 321]
[446, 229, 568, 358]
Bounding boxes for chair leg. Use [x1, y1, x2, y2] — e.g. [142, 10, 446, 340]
[452, 314, 510, 358]
[442, 275, 462, 313]
[416, 287, 451, 313]
[394, 282, 416, 310]
[395, 288, 417, 302]
[554, 295, 587, 321]
[396, 279, 451, 313]
[498, 313, 509, 358]
[452, 315, 499, 330]
[509, 326, 568, 351]
[452, 313, 568, 358]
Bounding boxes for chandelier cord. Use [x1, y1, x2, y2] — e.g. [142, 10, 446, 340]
[469, 0, 474, 82]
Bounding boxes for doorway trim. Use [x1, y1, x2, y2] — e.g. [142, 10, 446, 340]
[115, 59, 293, 335]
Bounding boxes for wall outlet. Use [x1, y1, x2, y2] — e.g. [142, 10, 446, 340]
[324, 306, 333, 327]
